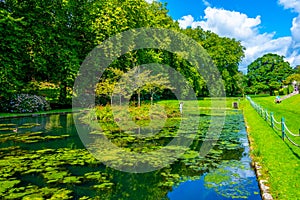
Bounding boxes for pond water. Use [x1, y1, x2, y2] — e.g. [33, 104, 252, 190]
[0, 112, 261, 199]
[168, 127, 260, 200]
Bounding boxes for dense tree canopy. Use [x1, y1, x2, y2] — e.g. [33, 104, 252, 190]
[284, 65, 300, 89]
[245, 53, 293, 95]
[182, 27, 245, 96]
[1, 0, 247, 109]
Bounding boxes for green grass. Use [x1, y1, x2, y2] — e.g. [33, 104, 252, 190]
[159, 97, 242, 109]
[0, 108, 75, 118]
[251, 95, 300, 146]
[0, 97, 241, 119]
[243, 97, 300, 199]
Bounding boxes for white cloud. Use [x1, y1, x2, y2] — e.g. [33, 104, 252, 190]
[177, 7, 299, 72]
[193, 8, 262, 41]
[278, 0, 300, 13]
[278, 0, 300, 67]
[202, 0, 211, 7]
[178, 15, 195, 29]
[241, 36, 292, 71]
[291, 16, 300, 42]
[145, 0, 156, 3]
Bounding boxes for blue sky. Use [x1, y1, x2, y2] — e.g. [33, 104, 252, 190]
[148, 0, 300, 72]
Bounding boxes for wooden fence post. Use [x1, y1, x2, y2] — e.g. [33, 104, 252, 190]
[270, 112, 274, 129]
[281, 117, 285, 141]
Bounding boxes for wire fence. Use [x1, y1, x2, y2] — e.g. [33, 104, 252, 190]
[246, 96, 300, 148]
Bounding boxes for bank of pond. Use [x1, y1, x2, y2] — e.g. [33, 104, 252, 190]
[0, 109, 261, 199]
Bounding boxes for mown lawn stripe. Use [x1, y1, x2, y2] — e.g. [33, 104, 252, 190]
[243, 101, 300, 199]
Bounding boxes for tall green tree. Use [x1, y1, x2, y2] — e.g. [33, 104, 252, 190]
[2, 0, 95, 104]
[0, 8, 30, 98]
[182, 27, 245, 96]
[246, 53, 293, 95]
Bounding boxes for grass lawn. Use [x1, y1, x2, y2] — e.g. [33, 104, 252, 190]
[159, 97, 242, 109]
[0, 97, 241, 118]
[0, 108, 74, 118]
[251, 95, 300, 146]
[243, 95, 300, 199]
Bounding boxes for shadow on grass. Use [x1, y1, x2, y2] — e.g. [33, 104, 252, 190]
[271, 128, 300, 160]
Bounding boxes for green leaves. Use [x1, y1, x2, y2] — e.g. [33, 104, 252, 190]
[182, 27, 245, 96]
[246, 53, 293, 95]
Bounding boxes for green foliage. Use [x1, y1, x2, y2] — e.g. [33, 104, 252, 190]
[0, 8, 30, 98]
[1, 0, 248, 107]
[0, 94, 51, 113]
[21, 81, 60, 101]
[182, 27, 245, 96]
[84, 103, 179, 124]
[246, 53, 293, 95]
[284, 73, 300, 84]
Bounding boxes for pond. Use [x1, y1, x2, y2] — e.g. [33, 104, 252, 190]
[0, 111, 261, 199]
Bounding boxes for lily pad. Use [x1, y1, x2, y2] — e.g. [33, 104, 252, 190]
[93, 183, 114, 190]
[62, 176, 82, 184]
[0, 179, 20, 193]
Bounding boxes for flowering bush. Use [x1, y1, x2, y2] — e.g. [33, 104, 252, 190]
[0, 94, 51, 113]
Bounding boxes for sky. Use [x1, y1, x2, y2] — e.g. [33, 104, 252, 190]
[147, 0, 300, 73]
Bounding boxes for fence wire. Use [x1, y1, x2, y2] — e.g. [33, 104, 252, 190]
[246, 96, 300, 148]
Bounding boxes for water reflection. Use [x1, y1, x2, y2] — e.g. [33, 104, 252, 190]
[168, 127, 261, 200]
[0, 112, 261, 199]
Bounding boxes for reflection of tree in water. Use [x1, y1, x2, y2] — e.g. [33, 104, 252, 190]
[45, 114, 74, 130]
[0, 112, 253, 199]
[45, 114, 62, 130]
[88, 114, 248, 199]
[204, 160, 258, 199]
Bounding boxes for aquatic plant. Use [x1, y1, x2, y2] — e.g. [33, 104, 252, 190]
[0, 110, 258, 199]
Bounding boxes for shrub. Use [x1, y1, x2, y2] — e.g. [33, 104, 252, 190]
[0, 94, 51, 113]
[22, 81, 60, 102]
[279, 87, 288, 95]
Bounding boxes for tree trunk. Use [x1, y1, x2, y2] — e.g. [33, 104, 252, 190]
[59, 83, 67, 106]
[151, 93, 154, 105]
[138, 91, 141, 107]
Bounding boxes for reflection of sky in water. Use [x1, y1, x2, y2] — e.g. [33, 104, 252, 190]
[168, 127, 261, 200]
[168, 177, 225, 200]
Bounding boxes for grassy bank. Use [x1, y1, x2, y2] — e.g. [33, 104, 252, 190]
[159, 97, 242, 109]
[243, 98, 300, 199]
[251, 95, 300, 151]
[251, 95, 300, 134]
[0, 108, 74, 118]
[0, 97, 240, 119]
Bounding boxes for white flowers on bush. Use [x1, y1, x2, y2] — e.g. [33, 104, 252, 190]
[3, 94, 51, 113]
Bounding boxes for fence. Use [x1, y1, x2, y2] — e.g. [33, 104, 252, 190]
[246, 96, 300, 148]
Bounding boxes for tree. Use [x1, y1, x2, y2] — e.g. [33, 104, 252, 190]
[96, 68, 125, 105]
[285, 74, 300, 84]
[142, 73, 173, 105]
[246, 53, 293, 95]
[0, 8, 30, 98]
[1, 0, 249, 107]
[182, 27, 245, 96]
[284, 67, 300, 91]
[111, 67, 173, 107]
[2, 0, 95, 105]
